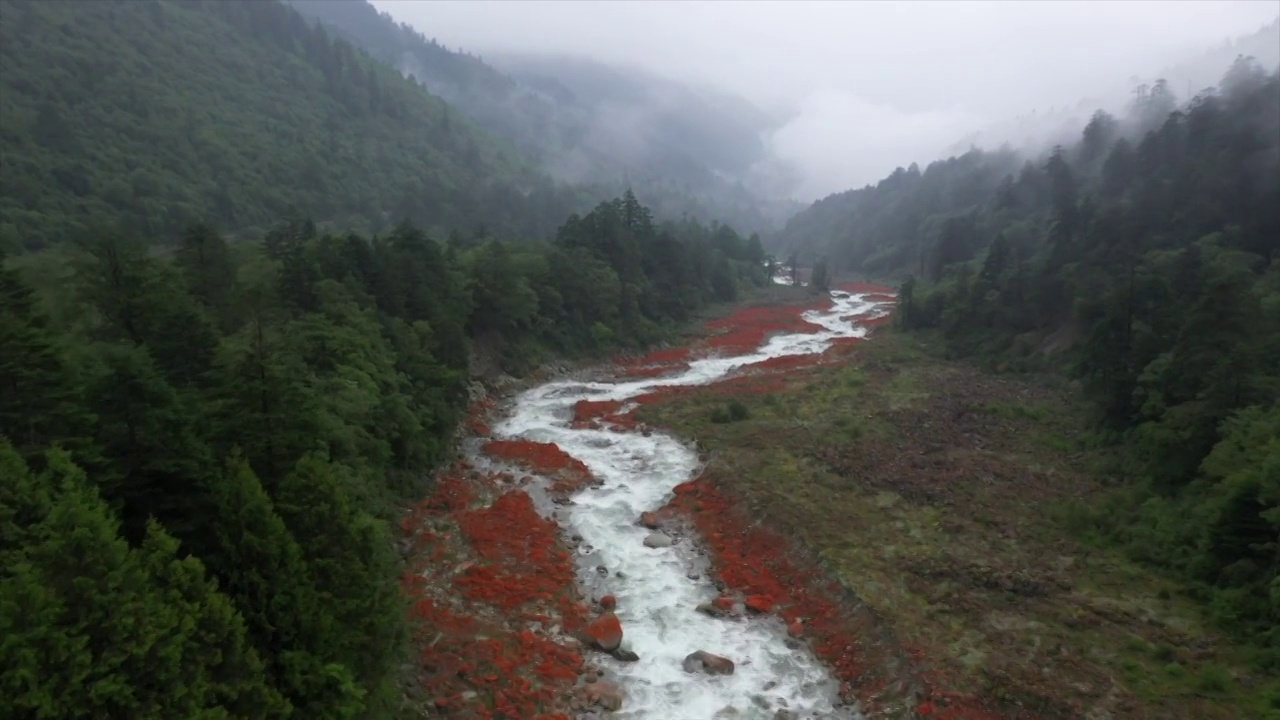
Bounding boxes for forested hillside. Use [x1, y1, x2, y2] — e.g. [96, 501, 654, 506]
[0, 0, 585, 250]
[286, 0, 799, 234]
[1, 188, 768, 716]
[809, 58, 1279, 666]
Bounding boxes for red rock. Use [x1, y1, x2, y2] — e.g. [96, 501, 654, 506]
[682, 650, 735, 675]
[638, 511, 660, 529]
[788, 621, 804, 638]
[600, 594, 617, 611]
[712, 596, 735, 611]
[586, 611, 623, 651]
[745, 595, 775, 613]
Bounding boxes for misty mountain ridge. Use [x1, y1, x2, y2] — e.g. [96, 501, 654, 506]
[287, 0, 801, 233]
[945, 16, 1280, 162]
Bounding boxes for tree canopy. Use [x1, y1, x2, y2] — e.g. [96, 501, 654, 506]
[867, 60, 1280, 665]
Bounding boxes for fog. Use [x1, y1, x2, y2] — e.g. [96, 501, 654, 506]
[373, 0, 1279, 201]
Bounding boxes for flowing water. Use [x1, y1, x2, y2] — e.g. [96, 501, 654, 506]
[490, 291, 894, 720]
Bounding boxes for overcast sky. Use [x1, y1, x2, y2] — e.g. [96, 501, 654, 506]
[373, 0, 1280, 199]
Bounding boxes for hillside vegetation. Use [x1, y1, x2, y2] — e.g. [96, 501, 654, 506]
[780, 58, 1280, 678]
[1, 188, 769, 716]
[287, 0, 797, 233]
[0, 0, 583, 250]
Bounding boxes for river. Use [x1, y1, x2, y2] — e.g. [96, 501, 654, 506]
[489, 290, 894, 719]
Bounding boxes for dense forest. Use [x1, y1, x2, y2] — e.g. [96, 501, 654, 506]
[286, 0, 798, 234]
[0, 0, 588, 250]
[0, 189, 769, 716]
[789, 58, 1279, 665]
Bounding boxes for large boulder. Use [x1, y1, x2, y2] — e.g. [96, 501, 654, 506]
[643, 532, 674, 548]
[638, 511, 661, 529]
[682, 650, 735, 675]
[586, 611, 623, 651]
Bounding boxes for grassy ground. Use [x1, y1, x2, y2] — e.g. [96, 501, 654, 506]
[635, 327, 1266, 719]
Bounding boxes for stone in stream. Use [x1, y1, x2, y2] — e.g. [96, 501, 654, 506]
[696, 602, 727, 618]
[586, 612, 623, 651]
[682, 650, 735, 675]
[578, 680, 624, 711]
[586, 611, 623, 651]
[643, 531, 674, 548]
[609, 646, 640, 662]
[638, 511, 661, 529]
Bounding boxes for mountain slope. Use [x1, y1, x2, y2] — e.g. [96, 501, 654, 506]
[892, 62, 1279, 677]
[286, 0, 800, 233]
[0, 0, 580, 249]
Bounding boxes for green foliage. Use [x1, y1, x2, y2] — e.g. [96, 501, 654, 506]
[287, 0, 794, 236]
[710, 400, 751, 424]
[834, 61, 1280, 660]
[0, 443, 290, 719]
[0, 0, 581, 249]
[2, 184, 756, 714]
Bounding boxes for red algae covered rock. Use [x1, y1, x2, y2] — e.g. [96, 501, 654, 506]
[481, 439, 596, 496]
[403, 473, 587, 719]
[586, 611, 623, 651]
[638, 511, 661, 529]
[703, 303, 830, 353]
[661, 474, 1013, 718]
[573, 399, 623, 423]
[483, 439, 590, 477]
[599, 594, 617, 611]
[454, 492, 585, 623]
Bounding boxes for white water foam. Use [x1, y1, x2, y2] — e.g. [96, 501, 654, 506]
[491, 291, 894, 720]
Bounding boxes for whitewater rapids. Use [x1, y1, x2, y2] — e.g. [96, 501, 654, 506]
[491, 291, 893, 719]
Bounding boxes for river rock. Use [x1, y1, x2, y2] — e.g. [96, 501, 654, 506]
[787, 621, 804, 638]
[638, 511, 661, 529]
[610, 647, 640, 662]
[599, 594, 617, 611]
[586, 611, 623, 651]
[579, 680, 625, 711]
[643, 532, 674, 548]
[683, 650, 735, 675]
[744, 595, 775, 613]
[696, 602, 728, 618]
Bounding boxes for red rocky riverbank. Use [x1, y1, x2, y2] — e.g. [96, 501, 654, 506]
[401, 282, 1015, 718]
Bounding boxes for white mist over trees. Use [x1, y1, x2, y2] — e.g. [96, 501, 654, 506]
[371, 0, 1279, 203]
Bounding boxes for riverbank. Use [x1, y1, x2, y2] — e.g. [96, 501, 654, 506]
[634, 326, 1264, 719]
[397, 280, 1259, 719]
[397, 283, 887, 718]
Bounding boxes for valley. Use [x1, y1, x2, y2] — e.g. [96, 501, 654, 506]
[2, 1, 1276, 718]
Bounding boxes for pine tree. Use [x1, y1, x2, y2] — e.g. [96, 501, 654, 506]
[0, 444, 288, 719]
[207, 454, 363, 716]
[0, 260, 94, 457]
[276, 454, 402, 698]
